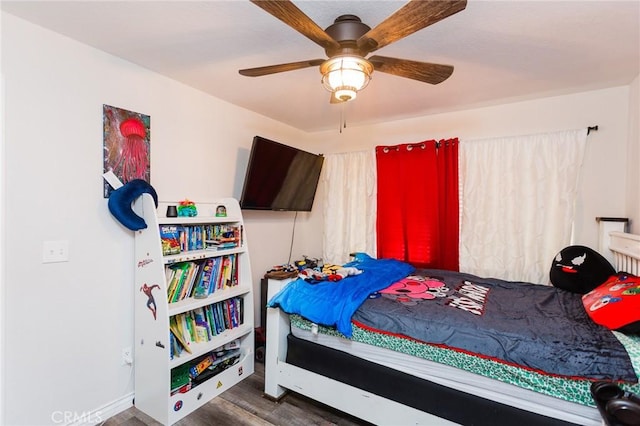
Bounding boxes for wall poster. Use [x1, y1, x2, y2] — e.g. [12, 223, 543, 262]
[103, 104, 151, 197]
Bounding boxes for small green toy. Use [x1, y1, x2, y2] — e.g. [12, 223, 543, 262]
[178, 199, 197, 217]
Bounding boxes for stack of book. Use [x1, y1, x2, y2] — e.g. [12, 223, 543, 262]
[168, 297, 244, 359]
[170, 341, 241, 395]
[164, 254, 239, 303]
[160, 224, 242, 255]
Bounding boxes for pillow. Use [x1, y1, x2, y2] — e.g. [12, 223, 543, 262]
[108, 179, 158, 231]
[582, 273, 640, 334]
[549, 245, 615, 294]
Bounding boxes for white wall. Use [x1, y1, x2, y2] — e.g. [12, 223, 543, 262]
[2, 10, 638, 426]
[0, 13, 315, 425]
[627, 75, 640, 232]
[305, 86, 636, 252]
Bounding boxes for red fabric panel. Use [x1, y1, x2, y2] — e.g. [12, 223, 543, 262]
[403, 143, 438, 268]
[438, 138, 460, 271]
[376, 145, 406, 260]
[376, 140, 459, 269]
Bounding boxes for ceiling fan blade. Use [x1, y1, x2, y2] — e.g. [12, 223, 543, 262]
[239, 59, 325, 77]
[357, 0, 467, 54]
[369, 55, 454, 84]
[250, 0, 340, 51]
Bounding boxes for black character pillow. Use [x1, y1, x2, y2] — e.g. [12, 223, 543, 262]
[549, 245, 615, 294]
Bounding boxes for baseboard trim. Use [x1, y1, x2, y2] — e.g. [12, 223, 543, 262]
[67, 392, 134, 426]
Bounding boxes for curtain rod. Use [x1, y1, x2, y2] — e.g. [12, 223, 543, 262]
[587, 125, 599, 135]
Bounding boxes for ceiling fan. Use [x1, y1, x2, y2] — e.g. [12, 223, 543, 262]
[239, 0, 467, 104]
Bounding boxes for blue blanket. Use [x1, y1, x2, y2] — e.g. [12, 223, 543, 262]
[267, 254, 414, 337]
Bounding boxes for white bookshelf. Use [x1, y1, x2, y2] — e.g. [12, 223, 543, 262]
[132, 196, 254, 425]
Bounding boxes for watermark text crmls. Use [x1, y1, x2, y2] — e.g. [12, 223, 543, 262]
[51, 410, 103, 424]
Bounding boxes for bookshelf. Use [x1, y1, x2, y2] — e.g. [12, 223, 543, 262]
[132, 196, 254, 425]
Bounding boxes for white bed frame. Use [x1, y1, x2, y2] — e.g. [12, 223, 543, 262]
[264, 231, 640, 426]
[610, 231, 640, 275]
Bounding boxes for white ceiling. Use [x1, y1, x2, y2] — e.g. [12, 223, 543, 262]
[2, 1, 639, 132]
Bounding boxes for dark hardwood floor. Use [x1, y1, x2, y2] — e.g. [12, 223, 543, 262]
[104, 361, 371, 426]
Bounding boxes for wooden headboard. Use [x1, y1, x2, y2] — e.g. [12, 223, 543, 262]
[609, 231, 640, 275]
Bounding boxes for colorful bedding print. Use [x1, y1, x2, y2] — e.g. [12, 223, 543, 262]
[352, 269, 637, 382]
[289, 314, 640, 407]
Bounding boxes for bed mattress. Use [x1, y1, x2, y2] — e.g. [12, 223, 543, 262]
[286, 332, 574, 426]
[290, 316, 639, 425]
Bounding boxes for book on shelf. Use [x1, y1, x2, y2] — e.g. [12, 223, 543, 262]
[212, 303, 223, 335]
[169, 297, 244, 356]
[225, 300, 233, 329]
[178, 314, 192, 347]
[170, 363, 191, 394]
[223, 339, 241, 351]
[187, 312, 197, 342]
[166, 260, 208, 302]
[193, 258, 216, 299]
[167, 263, 189, 302]
[203, 224, 241, 250]
[170, 346, 242, 393]
[205, 304, 217, 337]
[169, 319, 192, 354]
[194, 307, 211, 342]
[193, 254, 239, 298]
[204, 240, 238, 250]
[229, 298, 239, 328]
[182, 261, 202, 300]
[232, 254, 239, 286]
[192, 349, 241, 386]
[160, 225, 181, 255]
[189, 353, 215, 379]
[160, 224, 242, 256]
[216, 255, 233, 290]
[165, 264, 183, 301]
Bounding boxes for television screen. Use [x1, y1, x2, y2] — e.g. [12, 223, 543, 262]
[239, 136, 324, 212]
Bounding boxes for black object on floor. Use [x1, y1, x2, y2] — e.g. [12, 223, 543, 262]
[591, 381, 640, 426]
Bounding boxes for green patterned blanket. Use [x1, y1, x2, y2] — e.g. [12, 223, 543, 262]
[290, 314, 640, 407]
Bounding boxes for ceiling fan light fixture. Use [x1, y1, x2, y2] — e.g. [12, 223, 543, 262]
[335, 87, 357, 102]
[321, 56, 373, 101]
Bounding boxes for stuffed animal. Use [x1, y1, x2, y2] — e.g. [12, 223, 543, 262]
[322, 264, 341, 275]
[549, 245, 615, 294]
[299, 266, 363, 283]
[298, 268, 327, 283]
[328, 267, 363, 282]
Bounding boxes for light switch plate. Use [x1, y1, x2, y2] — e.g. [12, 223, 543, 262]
[42, 240, 69, 263]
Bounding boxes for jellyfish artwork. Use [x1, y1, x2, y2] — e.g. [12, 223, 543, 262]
[116, 117, 149, 182]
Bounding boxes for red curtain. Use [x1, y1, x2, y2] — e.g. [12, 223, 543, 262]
[375, 138, 459, 270]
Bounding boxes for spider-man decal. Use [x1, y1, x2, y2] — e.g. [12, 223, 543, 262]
[140, 283, 160, 319]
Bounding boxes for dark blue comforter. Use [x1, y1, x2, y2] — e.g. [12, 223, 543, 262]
[269, 257, 636, 382]
[353, 268, 637, 382]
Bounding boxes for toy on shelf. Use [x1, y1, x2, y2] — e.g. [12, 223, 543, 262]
[215, 205, 227, 217]
[178, 199, 197, 217]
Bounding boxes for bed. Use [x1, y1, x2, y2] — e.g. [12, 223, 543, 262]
[264, 231, 640, 425]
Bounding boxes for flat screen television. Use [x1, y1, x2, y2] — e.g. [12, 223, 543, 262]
[239, 136, 324, 211]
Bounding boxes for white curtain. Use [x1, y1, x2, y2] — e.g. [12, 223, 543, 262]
[459, 129, 588, 284]
[321, 150, 377, 265]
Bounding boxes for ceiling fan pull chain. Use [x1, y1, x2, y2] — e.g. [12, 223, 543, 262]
[343, 106, 347, 130]
[339, 103, 347, 133]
